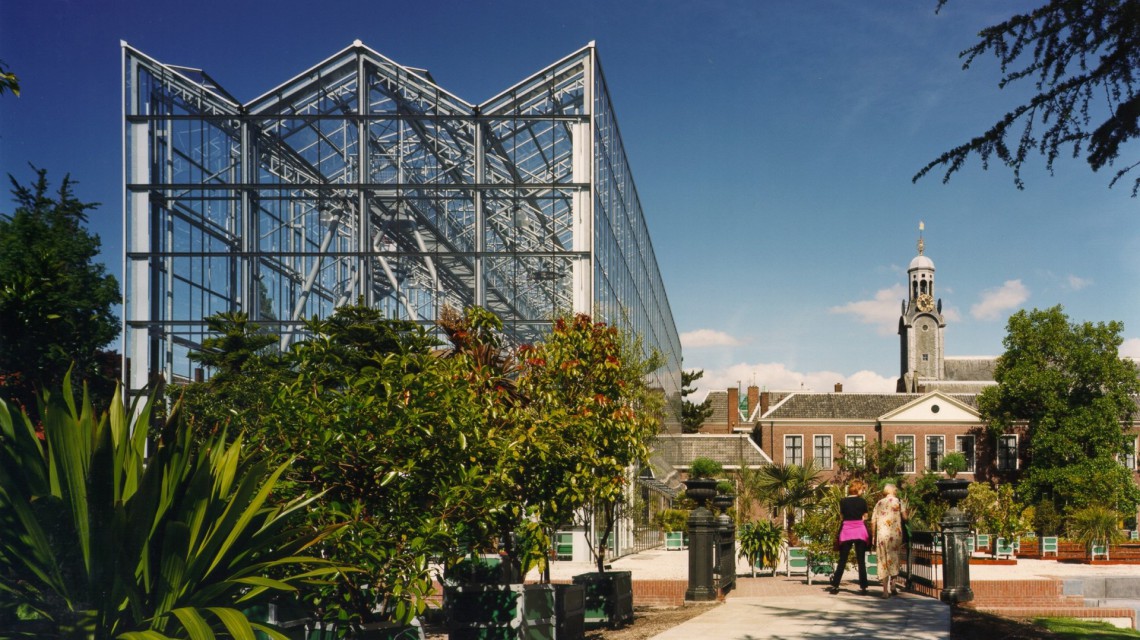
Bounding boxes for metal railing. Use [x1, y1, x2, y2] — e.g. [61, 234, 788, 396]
[903, 530, 940, 593]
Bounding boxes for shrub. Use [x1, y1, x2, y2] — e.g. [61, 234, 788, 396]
[1067, 505, 1125, 558]
[655, 508, 690, 533]
[690, 457, 722, 479]
[940, 452, 968, 477]
[0, 376, 344, 637]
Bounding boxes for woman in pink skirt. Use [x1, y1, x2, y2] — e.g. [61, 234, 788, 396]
[828, 480, 870, 594]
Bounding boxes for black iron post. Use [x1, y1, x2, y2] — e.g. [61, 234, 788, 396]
[683, 479, 718, 601]
[937, 478, 974, 605]
[715, 499, 736, 594]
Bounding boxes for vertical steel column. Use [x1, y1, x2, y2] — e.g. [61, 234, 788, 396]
[125, 96, 151, 393]
[239, 119, 252, 317]
[356, 50, 372, 307]
[473, 114, 486, 307]
[571, 46, 595, 316]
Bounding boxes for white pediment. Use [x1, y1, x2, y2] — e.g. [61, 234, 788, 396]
[879, 391, 981, 424]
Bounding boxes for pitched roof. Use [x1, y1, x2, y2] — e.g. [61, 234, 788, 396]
[704, 391, 730, 424]
[656, 434, 772, 468]
[762, 392, 979, 421]
[944, 357, 998, 382]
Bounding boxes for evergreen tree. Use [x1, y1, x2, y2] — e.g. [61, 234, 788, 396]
[917, 1, 1140, 194]
[681, 368, 713, 433]
[0, 168, 119, 417]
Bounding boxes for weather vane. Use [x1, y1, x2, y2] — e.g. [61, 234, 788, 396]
[918, 220, 925, 255]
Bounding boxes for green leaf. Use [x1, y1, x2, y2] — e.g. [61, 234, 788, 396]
[206, 607, 256, 640]
[171, 607, 216, 640]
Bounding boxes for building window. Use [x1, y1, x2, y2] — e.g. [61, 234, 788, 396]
[814, 435, 833, 470]
[955, 435, 976, 472]
[1123, 437, 1137, 471]
[922, 354, 929, 361]
[845, 435, 866, 466]
[785, 435, 803, 467]
[896, 435, 915, 474]
[997, 435, 1018, 471]
[927, 435, 945, 472]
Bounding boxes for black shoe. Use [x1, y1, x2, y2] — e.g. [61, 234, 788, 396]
[827, 586, 839, 594]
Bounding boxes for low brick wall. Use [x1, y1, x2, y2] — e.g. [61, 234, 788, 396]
[964, 579, 1137, 629]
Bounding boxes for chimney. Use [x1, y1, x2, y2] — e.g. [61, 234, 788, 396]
[760, 390, 770, 417]
[834, 382, 843, 393]
[747, 385, 760, 419]
[727, 387, 739, 431]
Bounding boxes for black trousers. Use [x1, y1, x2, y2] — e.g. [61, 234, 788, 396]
[830, 539, 868, 590]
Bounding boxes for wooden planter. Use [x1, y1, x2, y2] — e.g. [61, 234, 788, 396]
[444, 583, 555, 640]
[572, 571, 633, 630]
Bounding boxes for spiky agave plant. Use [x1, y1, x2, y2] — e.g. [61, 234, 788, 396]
[0, 375, 347, 639]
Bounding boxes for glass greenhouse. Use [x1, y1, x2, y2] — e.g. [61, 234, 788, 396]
[122, 41, 681, 429]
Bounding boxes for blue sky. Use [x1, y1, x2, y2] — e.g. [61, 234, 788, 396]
[2, 0, 1137, 396]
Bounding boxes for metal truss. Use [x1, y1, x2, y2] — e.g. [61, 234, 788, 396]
[122, 40, 682, 427]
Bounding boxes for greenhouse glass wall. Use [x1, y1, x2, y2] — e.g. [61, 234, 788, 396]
[122, 41, 681, 429]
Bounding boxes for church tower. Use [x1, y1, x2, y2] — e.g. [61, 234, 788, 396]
[898, 223, 946, 393]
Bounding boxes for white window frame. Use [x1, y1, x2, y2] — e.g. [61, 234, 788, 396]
[997, 434, 1019, 471]
[1122, 436, 1137, 471]
[927, 435, 945, 473]
[955, 435, 976, 473]
[845, 434, 866, 466]
[895, 435, 916, 474]
[814, 435, 833, 470]
[785, 434, 803, 467]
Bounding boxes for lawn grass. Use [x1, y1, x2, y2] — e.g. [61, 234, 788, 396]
[1035, 617, 1140, 638]
[952, 607, 1140, 639]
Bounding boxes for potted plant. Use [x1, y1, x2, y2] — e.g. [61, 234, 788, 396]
[738, 521, 785, 577]
[1068, 505, 1125, 562]
[684, 457, 722, 507]
[940, 452, 968, 478]
[712, 480, 736, 514]
[935, 453, 971, 508]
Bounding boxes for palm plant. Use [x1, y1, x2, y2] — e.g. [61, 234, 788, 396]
[1068, 505, 1126, 561]
[752, 462, 825, 540]
[0, 376, 345, 639]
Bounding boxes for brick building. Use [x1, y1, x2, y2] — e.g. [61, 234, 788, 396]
[687, 232, 1139, 495]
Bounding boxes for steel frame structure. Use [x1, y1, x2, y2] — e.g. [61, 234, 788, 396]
[122, 40, 681, 426]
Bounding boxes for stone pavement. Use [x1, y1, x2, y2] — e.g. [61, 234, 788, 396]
[649, 592, 949, 640]
[539, 547, 1140, 638]
[534, 546, 1140, 638]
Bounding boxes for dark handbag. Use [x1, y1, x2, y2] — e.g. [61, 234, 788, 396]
[901, 516, 911, 543]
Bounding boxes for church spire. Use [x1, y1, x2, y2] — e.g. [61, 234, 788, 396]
[917, 220, 925, 256]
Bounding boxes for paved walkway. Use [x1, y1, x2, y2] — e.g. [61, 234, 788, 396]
[537, 547, 1140, 638]
[650, 592, 949, 640]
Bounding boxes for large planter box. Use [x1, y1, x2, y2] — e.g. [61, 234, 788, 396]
[554, 583, 585, 640]
[571, 571, 633, 630]
[444, 583, 555, 640]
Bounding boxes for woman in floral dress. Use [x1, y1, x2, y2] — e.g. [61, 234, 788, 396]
[872, 483, 905, 598]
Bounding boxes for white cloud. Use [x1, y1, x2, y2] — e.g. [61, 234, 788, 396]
[971, 280, 1029, 321]
[941, 306, 962, 322]
[680, 328, 743, 348]
[694, 361, 897, 400]
[1121, 338, 1140, 361]
[828, 284, 906, 336]
[1065, 274, 1092, 291]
